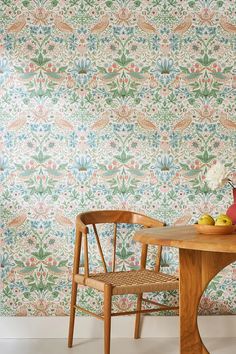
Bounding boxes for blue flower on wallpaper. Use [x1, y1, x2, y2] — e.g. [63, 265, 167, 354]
[113, 123, 134, 133]
[3, 34, 14, 50]
[71, 155, 94, 182]
[113, 27, 134, 36]
[68, 131, 77, 148]
[30, 220, 52, 230]
[0, 58, 12, 84]
[152, 58, 179, 85]
[151, 35, 160, 50]
[67, 34, 78, 50]
[87, 34, 97, 51]
[148, 131, 161, 148]
[169, 131, 181, 149]
[87, 131, 97, 148]
[169, 34, 181, 52]
[196, 27, 216, 37]
[30, 26, 52, 36]
[70, 58, 95, 85]
[153, 154, 179, 182]
[3, 229, 14, 245]
[30, 123, 51, 133]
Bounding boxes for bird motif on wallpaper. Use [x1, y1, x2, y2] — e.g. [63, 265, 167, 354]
[8, 118, 27, 131]
[91, 15, 110, 34]
[54, 15, 74, 33]
[173, 117, 192, 131]
[55, 118, 74, 131]
[173, 15, 192, 35]
[136, 113, 156, 130]
[91, 111, 110, 130]
[219, 16, 236, 33]
[7, 15, 26, 33]
[91, 116, 110, 130]
[219, 113, 236, 130]
[137, 15, 156, 33]
[7, 214, 27, 228]
[54, 212, 73, 227]
[91, 106, 135, 129]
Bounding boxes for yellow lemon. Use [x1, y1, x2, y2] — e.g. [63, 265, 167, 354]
[198, 214, 215, 225]
[215, 214, 232, 226]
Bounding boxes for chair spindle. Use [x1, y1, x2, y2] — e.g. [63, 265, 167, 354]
[83, 234, 89, 277]
[140, 244, 148, 270]
[155, 246, 162, 272]
[112, 223, 117, 272]
[93, 224, 107, 273]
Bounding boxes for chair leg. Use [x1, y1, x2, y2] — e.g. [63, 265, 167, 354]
[68, 281, 78, 348]
[134, 293, 143, 339]
[104, 284, 112, 354]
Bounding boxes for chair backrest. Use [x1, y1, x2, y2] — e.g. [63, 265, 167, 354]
[75, 210, 164, 277]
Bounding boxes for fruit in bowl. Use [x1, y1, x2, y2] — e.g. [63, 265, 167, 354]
[195, 214, 234, 235]
[215, 214, 232, 226]
[198, 214, 215, 225]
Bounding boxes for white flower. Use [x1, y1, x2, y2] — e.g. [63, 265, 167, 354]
[205, 161, 230, 190]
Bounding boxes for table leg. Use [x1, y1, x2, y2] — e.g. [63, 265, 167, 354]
[179, 249, 236, 354]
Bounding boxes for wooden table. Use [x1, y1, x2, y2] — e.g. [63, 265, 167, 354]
[134, 225, 236, 354]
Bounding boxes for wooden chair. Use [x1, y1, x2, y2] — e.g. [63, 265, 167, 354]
[68, 210, 179, 354]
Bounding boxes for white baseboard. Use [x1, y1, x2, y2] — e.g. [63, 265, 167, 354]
[0, 316, 235, 339]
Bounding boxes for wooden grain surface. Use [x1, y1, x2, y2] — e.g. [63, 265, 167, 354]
[134, 225, 236, 253]
[134, 224, 236, 354]
[179, 249, 236, 354]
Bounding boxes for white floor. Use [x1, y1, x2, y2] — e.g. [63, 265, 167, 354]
[1, 338, 236, 354]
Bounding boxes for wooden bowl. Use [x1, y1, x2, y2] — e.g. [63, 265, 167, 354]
[194, 224, 235, 235]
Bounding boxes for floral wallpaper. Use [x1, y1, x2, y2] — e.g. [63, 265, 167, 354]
[0, 0, 236, 317]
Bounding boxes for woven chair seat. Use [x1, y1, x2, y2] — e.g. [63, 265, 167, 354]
[75, 269, 179, 295]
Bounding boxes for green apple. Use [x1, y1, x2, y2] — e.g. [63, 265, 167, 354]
[215, 214, 232, 226]
[198, 214, 215, 225]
